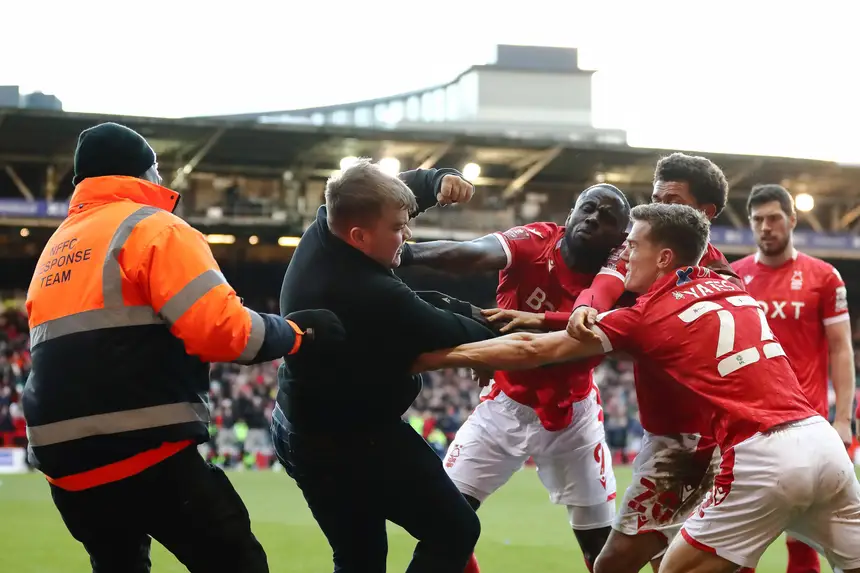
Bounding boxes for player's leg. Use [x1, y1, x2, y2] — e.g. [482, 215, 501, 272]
[593, 433, 720, 573]
[785, 420, 860, 573]
[594, 529, 672, 573]
[142, 446, 269, 573]
[383, 420, 482, 573]
[269, 412, 386, 572]
[785, 537, 821, 573]
[49, 481, 152, 573]
[664, 419, 836, 573]
[533, 391, 616, 571]
[442, 398, 531, 507]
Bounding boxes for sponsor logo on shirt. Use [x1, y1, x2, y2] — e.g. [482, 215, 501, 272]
[835, 286, 848, 313]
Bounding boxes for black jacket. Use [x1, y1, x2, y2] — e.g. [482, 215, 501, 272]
[278, 169, 495, 432]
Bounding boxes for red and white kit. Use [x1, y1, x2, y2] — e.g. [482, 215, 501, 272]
[592, 267, 860, 570]
[732, 249, 849, 417]
[444, 223, 616, 526]
[579, 244, 731, 546]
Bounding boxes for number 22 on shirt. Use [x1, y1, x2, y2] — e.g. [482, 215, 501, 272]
[678, 295, 786, 377]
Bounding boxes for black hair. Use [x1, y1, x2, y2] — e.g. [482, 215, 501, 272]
[747, 184, 795, 216]
[578, 183, 631, 221]
[654, 152, 729, 216]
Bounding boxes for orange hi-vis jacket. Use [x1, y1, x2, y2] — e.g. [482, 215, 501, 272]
[23, 176, 302, 490]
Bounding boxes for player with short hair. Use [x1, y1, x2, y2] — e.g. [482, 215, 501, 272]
[398, 184, 630, 572]
[414, 203, 860, 573]
[561, 152, 741, 573]
[732, 183, 856, 573]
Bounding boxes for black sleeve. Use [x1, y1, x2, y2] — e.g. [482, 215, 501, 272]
[398, 168, 463, 218]
[415, 290, 475, 319]
[245, 312, 299, 365]
[369, 279, 496, 363]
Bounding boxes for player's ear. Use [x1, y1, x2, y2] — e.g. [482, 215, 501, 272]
[701, 204, 717, 219]
[657, 248, 674, 270]
[788, 212, 797, 231]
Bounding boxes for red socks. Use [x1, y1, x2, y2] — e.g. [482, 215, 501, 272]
[786, 538, 820, 573]
[463, 553, 480, 573]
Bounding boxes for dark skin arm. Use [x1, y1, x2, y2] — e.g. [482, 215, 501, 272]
[404, 234, 508, 273]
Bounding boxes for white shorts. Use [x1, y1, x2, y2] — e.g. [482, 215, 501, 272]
[614, 431, 720, 549]
[443, 389, 616, 527]
[681, 416, 860, 570]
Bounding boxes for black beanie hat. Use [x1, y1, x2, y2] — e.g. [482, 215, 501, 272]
[73, 122, 157, 186]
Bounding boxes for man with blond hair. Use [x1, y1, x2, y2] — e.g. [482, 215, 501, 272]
[272, 159, 497, 573]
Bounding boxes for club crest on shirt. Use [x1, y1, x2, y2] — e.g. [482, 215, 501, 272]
[503, 227, 532, 241]
[790, 270, 803, 291]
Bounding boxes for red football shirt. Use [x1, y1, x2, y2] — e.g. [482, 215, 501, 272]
[593, 267, 818, 450]
[490, 222, 603, 431]
[732, 250, 849, 417]
[574, 242, 733, 436]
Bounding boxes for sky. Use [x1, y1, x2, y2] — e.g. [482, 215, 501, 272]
[3, 0, 860, 162]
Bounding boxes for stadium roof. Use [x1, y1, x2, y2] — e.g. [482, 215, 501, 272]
[2, 107, 860, 232]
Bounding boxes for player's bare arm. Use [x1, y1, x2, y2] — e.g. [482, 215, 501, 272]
[480, 308, 550, 333]
[411, 329, 605, 374]
[825, 319, 855, 445]
[402, 234, 508, 273]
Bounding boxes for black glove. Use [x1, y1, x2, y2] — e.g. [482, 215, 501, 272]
[285, 309, 346, 346]
[416, 291, 497, 332]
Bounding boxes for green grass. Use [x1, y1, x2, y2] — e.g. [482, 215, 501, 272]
[0, 464, 850, 572]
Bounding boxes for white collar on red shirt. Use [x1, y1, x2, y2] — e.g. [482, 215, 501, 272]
[754, 247, 798, 264]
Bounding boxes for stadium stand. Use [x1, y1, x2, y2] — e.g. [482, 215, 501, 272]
[2, 108, 860, 470]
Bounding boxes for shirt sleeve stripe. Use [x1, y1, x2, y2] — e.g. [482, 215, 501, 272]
[592, 325, 613, 353]
[493, 233, 513, 271]
[823, 314, 850, 326]
[597, 268, 625, 281]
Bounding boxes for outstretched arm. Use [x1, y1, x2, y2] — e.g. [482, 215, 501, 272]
[410, 330, 605, 374]
[400, 234, 508, 273]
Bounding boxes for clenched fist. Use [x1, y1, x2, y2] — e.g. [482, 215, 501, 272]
[437, 174, 474, 206]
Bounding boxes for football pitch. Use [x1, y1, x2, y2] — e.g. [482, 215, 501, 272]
[0, 464, 853, 572]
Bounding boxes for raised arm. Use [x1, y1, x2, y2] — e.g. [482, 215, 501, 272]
[399, 234, 508, 273]
[399, 168, 469, 218]
[411, 330, 606, 374]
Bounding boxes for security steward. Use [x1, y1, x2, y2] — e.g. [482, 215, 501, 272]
[274, 158, 498, 573]
[23, 122, 345, 573]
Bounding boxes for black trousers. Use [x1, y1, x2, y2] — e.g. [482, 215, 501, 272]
[49, 445, 268, 573]
[271, 409, 481, 573]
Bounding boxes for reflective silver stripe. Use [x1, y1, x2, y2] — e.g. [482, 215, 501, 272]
[30, 305, 163, 347]
[159, 269, 227, 325]
[102, 206, 160, 307]
[237, 308, 266, 363]
[26, 402, 210, 447]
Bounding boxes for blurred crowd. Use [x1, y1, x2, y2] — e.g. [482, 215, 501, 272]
[0, 304, 29, 443]
[2, 297, 860, 466]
